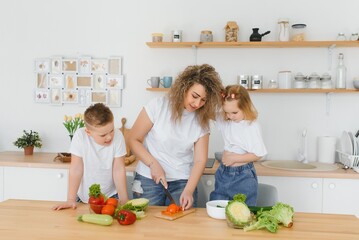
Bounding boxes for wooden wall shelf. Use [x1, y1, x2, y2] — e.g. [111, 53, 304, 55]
[146, 41, 359, 48]
[146, 88, 359, 93]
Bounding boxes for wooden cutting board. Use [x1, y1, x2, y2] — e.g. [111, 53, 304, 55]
[154, 208, 196, 221]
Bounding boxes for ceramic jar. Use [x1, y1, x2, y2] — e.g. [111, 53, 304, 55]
[294, 72, 307, 89]
[308, 72, 321, 89]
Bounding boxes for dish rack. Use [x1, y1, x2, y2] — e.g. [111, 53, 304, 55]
[337, 150, 359, 168]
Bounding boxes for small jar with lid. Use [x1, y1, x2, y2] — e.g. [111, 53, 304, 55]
[320, 73, 332, 89]
[307, 72, 321, 89]
[336, 33, 347, 41]
[200, 30, 213, 42]
[350, 33, 358, 41]
[152, 33, 164, 42]
[294, 72, 307, 88]
[291, 24, 307, 41]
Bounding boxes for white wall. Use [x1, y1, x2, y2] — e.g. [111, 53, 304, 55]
[0, 0, 358, 162]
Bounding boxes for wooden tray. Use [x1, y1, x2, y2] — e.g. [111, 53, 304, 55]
[154, 208, 196, 221]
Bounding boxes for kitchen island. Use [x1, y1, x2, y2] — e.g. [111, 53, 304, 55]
[0, 199, 358, 240]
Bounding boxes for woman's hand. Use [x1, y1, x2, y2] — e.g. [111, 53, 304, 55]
[149, 161, 166, 185]
[180, 189, 194, 210]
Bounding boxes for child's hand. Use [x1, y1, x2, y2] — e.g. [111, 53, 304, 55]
[52, 200, 77, 211]
[222, 151, 240, 166]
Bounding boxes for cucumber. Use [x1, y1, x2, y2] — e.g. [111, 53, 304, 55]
[78, 214, 113, 226]
[248, 206, 273, 214]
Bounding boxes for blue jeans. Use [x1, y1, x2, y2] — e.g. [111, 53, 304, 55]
[210, 162, 258, 206]
[132, 173, 198, 207]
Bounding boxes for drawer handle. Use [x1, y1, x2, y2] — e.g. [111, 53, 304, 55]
[311, 182, 318, 189]
[329, 183, 335, 189]
[206, 180, 213, 186]
[57, 173, 63, 179]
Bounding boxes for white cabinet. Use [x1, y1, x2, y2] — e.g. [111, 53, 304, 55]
[0, 167, 3, 202]
[197, 175, 215, 208]
[323, 178, 359, 215]
[259, 176, 322, 213]
[3, 167, 69, 202]
[259, 176, 359, 215]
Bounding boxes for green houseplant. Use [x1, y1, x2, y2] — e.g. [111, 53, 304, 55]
[13, 130, 42, 155]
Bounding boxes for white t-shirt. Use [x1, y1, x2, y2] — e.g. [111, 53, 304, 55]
[136, 96, 208, 181]
[70, 128, 126, 203]
[216, 113, 267, 157]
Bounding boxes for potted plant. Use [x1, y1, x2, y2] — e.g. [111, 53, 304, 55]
[13, 130, 42, 155]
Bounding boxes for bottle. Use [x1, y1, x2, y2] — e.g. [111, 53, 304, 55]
[336, 53, 346, 89]
[278, 19, 289, 41]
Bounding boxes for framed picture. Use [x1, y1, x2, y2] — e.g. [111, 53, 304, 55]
[50, 88, 62, 105]
[48, 74, 63, 88]
[91, 91, 107, 104]
[64, 74, 77, 89]
[108, 89, 122, 107]
[107, 75, 124, 89]
[78, 56, 91, 74]
[76, 75, 93, 88]
[91, 59, 108, 73]
[50, 57, 62, 74]
[36, 73, 48, 88]
[34, 59, 50, 73]
[62, 90, 78, 103]
[78, 89, 92, 107]
[93, 74, 106, 89]
[108, 57, 122, 75]
[62, 59, 78, 72]
[34, 89, 50, 103]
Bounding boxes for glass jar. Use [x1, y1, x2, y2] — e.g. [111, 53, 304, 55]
[278, 19, 290, 41]
[336, 33, 347, 41]
[268, 79, 278, 89]
[350, 33, 358, 41]
[200, 30, 213, 42]
[307, 72, 321, 89]
[291, 24, 306, 41]
[320, 73, 332, 89]
[294, 72, 307, 89]
[152, 33, 163, 42]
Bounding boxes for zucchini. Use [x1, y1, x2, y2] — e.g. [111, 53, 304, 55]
[78, 214, 113, 226]
[248, 206, 273, 214]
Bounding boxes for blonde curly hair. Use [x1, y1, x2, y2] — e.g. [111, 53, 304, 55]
[168, 64, 224, 130]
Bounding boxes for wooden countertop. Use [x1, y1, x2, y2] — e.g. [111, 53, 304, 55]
[1, 199, 358, 240]
[0, 151, 358, 179]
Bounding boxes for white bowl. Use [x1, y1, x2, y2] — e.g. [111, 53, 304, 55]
[206, 200, 229, 219]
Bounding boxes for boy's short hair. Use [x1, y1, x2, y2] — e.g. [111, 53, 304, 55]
[84, 103, 114, 128]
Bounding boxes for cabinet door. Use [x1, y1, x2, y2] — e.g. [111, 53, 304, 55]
[0, 167, 3, 202]
[197, 175, 215, 208]
[259, 176, 322, 213]
[323, 178, 359, 215]
[4, 167, 69, 201]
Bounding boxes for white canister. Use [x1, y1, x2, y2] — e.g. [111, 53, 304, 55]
[278, 71, 292, 89]
[172, 30, 182, 42]
[317, 136, 337, 164]
[251, 75, 263, 89]
[238, 75, 251, 89]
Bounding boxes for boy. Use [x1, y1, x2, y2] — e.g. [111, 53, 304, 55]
[53, 103, 128, 210]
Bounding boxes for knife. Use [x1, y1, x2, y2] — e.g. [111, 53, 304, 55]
[160, 179, 176, 205]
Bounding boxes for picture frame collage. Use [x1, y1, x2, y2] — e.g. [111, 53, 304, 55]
[34, 56, 123, 107]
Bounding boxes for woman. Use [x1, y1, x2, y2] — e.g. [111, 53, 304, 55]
[129, 64, 224, 210]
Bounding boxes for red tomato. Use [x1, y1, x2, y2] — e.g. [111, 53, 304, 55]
[101, 205, 115, 216]
[166, 204, 181, 214]
[105, 198, 118, 207]
[89, 195, 105, 214]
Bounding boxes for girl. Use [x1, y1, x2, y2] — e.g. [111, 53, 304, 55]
[210, 85, 267, 206]
[129, 64, 224, 210]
